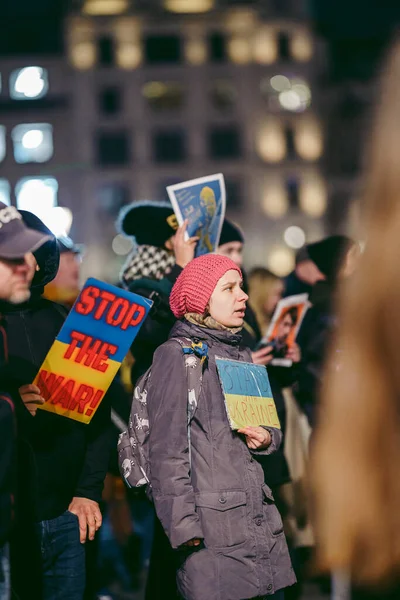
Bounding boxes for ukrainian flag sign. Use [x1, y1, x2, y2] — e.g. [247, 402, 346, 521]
[35, 278, 153, 425]
[215, 358, 280, 430]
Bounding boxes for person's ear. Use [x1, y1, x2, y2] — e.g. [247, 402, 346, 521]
[165, 236, 174, 251]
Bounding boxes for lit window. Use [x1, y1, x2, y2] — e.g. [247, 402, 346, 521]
[116, 43, 142, 69]
[0, 180, 11, 206]
[261, 75, 311, 113]
[83, 0, 128, 15]
[185, 37, 207, 65]
[290, 29, 313, 62]
[70, 42, 96, 70]
[299, 175, 327, 217]
[257, 121, 286, 162]
[0, 126, 5, 163]
[164, 0, 214, 12]
[267, 246, 294, 277]
[12, 124, 53, 164]
[210, 80, 236, 111]
[228, 37, 252, 64]
[294, 118, 323, 160]
[262, 181, 288, 219]
[16, 178, 58, 220]
[10, 67, 48, 100]
[253, 27, 277, 65]
[142, 82, 185, 111]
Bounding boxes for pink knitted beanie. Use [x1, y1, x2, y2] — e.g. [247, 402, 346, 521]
[170, 254, 242, 319]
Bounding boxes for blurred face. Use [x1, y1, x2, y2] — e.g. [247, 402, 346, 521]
[217, 242, 244, 268]
[264, 280, 284, 316]
[0, 255, 31, 304]
[296, 260, 325, 285]
[277, 313, 295, 343]
[208, 269, 248, 328]
[53, 252, 80, 291]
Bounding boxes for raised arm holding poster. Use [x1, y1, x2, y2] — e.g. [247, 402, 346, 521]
[262, 293, 310, 367]
[215, 357, 280, 430]
[167, 173, 226, 257]
[35, 278, 152, 424]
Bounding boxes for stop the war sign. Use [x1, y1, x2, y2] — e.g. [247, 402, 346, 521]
[35, 278, 152, 424]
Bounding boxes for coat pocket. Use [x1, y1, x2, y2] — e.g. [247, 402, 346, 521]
[262, 484, 284, 536]
[195, 490, 247, 548]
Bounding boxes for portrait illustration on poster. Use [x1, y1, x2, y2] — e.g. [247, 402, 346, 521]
[34, 278, 152, 424]
[262, 293, 310, 367]
[215, 357, 280, 430]
[167, 173, 226, 257]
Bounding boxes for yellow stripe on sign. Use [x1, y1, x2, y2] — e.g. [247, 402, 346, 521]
[33, 339, 121, 424]
[33, 340, 121, 388]
[223, 393, 281, 430]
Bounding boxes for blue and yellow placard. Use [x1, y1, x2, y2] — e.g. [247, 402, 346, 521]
[215, 358, 280, 430]
[35, 278, 152, 424]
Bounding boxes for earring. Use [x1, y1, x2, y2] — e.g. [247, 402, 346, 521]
[36, 264, 40, 271]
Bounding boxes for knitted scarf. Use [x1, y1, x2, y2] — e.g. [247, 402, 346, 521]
[121, 245, 176, 287]
[185, 313, 242, 334]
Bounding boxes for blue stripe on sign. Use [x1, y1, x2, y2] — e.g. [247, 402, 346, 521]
[215, 358, 273, 399]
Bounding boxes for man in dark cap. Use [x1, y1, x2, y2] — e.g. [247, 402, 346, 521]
[0, 202, 50, 600]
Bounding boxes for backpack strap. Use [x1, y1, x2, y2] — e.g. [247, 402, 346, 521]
[173, 336, 208, 470]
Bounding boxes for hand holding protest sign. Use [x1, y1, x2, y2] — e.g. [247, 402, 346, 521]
[34, 278, 152, 424]
[215, 357, 280, 430]
[167, 174, 226, 257]
[262, 293, 309, 367]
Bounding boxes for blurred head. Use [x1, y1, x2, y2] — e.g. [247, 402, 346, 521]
[217, 219, 245, 268]
[276, 307, 298, 343]
[248, 267, 284, 331]
[295, 259, 325, 286]
[53, 250, 80, 292]
[306, 235, 356, 283]
[170, 254, 247, 327]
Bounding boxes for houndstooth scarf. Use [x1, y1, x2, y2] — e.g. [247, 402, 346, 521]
[121, 244, 176, 287]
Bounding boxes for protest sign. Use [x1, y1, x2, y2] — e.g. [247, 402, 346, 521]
[215, 357, 280, 430]
[262, 294, 309, 367]
[35, 278, 152, 425]
[167, 174, 226, 257]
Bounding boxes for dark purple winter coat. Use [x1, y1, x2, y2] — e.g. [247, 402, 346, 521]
[147, 319, 296, 600]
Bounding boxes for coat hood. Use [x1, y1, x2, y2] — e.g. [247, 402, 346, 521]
[20, 211, 60, 292]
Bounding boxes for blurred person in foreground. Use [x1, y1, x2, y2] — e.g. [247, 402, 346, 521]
[312, 39, 400, 599]
[44, 235, 82, 309]
[3, 211, 111, 600]
[0, 203, 50, 600]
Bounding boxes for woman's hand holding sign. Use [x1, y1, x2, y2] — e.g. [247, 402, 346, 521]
[68, 497, 102, 543]
[19, 384, 45, 416]
[172, 220, 200, 268]
[238, 426, 272, 450]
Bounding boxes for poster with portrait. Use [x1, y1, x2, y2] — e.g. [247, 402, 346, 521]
[167, 174, 226, 257]
[263, 294, 310, 367]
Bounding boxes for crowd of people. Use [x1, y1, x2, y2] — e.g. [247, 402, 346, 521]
[2, 36, 400, 600]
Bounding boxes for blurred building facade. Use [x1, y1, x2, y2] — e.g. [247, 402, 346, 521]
[0, 0, 330, 279]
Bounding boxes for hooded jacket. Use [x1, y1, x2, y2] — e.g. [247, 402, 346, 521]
[2, 223, 111, 522]
[147, 319, 296, 600]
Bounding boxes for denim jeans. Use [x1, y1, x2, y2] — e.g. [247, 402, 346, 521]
[0, 544, 10, 600]
[36, 511, 85, 600]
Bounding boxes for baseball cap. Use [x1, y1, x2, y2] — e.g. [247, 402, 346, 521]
[57, 235, 84, 255]
[0, 203, 51, 259]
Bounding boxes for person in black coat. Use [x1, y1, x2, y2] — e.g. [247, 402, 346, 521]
[0, 203, 50, 600]
[3, 212, 112, 600]
[294, 235, 357, 427]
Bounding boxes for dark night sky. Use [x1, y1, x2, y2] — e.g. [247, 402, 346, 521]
[1, 0, 400, 80]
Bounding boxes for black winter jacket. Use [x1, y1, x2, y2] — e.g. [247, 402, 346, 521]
[3, 233, 111, 522]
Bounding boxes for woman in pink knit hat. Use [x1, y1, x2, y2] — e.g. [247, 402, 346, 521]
[146, 254, 295, 600]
